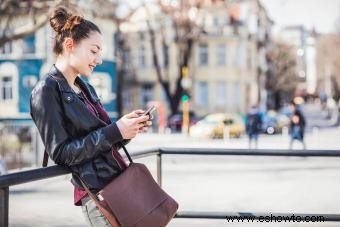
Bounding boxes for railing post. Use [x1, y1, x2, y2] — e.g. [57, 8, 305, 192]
[157, 152, 162, 187]
[0, 187, 9, 227]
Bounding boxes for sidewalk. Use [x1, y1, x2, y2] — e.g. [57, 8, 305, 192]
[9, 128, 340, 227]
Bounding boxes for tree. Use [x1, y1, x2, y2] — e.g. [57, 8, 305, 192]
[266, 41, 299, 109]
[0, 0, 67, 47]
[316, 34, 340, 102]
[142, 0, 204, 116]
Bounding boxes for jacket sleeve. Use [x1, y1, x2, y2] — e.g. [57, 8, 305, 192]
[30, 81, 123, 167]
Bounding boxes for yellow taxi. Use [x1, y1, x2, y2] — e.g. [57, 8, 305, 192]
[189, 113, 245, 139]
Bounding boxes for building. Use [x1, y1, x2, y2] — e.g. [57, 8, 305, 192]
[121, 0, 273, 118]
[0, 16, 118, 122]
[278, 26, 317, 95]
[315, 33, 340, 101]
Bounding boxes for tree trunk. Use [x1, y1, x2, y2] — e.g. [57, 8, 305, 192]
[115, 28, 124, 118]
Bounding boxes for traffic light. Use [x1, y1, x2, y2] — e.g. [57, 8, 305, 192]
[181, 94, 189, 102]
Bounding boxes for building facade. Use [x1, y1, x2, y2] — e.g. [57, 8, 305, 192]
[121, 0, 273, 118]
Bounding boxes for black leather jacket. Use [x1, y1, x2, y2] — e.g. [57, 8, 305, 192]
[30, 65, 127, 190]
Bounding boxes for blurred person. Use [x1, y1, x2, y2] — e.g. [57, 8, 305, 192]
[246, 105, 262, 149]
[30, 7, 152, 226]
[289, 102, 306, 149]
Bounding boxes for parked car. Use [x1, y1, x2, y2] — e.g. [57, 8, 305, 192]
[261, 110, 290, 134]
[167, 112, 199, 132]
[189, 113, 245, 139]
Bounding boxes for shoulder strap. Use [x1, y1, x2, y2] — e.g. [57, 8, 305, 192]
[74, 172, 120, 226]
[120, 143, 133, 163]
[42, 150, 49, 167]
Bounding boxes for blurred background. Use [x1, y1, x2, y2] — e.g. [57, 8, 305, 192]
[1, 0, 340, 170]
[1, 1, 340, 226]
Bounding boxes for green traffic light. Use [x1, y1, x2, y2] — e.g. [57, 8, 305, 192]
[181, 94, 189, 102]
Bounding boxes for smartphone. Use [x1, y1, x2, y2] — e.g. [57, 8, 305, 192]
[142, 105, 156, 116]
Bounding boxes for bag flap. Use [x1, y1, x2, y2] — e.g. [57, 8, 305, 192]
[100, 163, 170, 226]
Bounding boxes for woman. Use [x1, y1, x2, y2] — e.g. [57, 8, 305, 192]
[30, 7, 152, 226]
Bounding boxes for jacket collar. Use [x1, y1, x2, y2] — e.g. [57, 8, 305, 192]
[48, 65, 99, 103]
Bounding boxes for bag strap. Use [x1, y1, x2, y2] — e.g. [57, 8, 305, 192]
[42, 150, 48, 167]
[120, 143, 133, 163]
[41, 143, 131, 225]
[74, 172, 120, 226]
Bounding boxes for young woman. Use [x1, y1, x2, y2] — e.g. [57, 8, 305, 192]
[30, 7, 152, 226]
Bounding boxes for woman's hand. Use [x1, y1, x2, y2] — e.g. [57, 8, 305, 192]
[116, 110, 150, 139]
[133, 110, 153, 133]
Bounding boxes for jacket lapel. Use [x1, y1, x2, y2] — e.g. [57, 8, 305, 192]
[48, 65, 107, 129]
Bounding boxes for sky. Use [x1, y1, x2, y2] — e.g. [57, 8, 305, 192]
[260, 0, 340, 33]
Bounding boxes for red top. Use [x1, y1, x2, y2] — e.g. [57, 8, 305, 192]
[74, 92, 127, 206]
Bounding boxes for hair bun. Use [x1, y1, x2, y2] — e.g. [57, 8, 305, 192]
[61, 15, 84, 31]
[50, 7, 72, 33]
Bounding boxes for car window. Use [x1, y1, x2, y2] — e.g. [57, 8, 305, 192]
[223, 119, 233, 125]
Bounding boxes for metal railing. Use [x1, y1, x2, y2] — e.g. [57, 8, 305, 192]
[1, 148, 340, 226]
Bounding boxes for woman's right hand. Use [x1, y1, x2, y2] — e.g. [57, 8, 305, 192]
[116, 111, 150, 139]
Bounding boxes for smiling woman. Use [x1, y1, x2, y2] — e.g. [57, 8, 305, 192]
[29, 6, 153, 227]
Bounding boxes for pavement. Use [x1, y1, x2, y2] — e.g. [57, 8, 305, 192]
[8, 127, 340, 227]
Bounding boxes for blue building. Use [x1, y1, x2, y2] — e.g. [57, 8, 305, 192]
[0, 21, 118, 124]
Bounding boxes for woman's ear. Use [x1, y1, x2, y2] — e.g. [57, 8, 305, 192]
[63, 37, 74, 54]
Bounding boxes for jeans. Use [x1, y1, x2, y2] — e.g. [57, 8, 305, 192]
[81, 196, 111, 227]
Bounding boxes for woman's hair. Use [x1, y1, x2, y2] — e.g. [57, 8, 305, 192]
[49, 7, 101, 55]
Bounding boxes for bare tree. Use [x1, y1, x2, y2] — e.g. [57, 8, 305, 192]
[266, 41, 299, 108]
[143, 0, 204, 115]
[0, 0, 67, 47]
[316, 34, 340, 102]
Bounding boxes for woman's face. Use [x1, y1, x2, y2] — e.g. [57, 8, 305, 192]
[69, 31, 103, 77]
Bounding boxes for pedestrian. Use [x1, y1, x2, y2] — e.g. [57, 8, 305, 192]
[246, 105, 262, 149]
[30, 7, 153, 226]
[289, 102, 306, 149]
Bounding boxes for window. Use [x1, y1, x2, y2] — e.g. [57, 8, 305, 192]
[234, 42, 244, 68]
[123, 48, 131, 70]
[232, 82, 240, 107]
[138, 46, 146, 68]
[122, 88, 133, 109]
[213, 16, 219, 26]
[198, 43, 208, 66]
[196, 81, 208, 107]
[139, 32, 145, 40]
[89, 73, 112, 104]
[22, 34, 35, 54]
[140, 84, 153, 108]
[0, 62, 18, 103]
[216, 44, 226, 66]
[0, 41, 12, 54]
[215, 82, 226, 106]
[1, 76, 13, 100]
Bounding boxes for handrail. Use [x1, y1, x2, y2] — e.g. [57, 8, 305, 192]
[1, 148, 339, 227]
[159, 148, 340, 157]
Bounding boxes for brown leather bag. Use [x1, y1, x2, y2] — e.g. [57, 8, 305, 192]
[76, 145, 178, 227]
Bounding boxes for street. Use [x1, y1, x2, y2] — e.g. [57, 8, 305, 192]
[9, 126, 340, 227]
